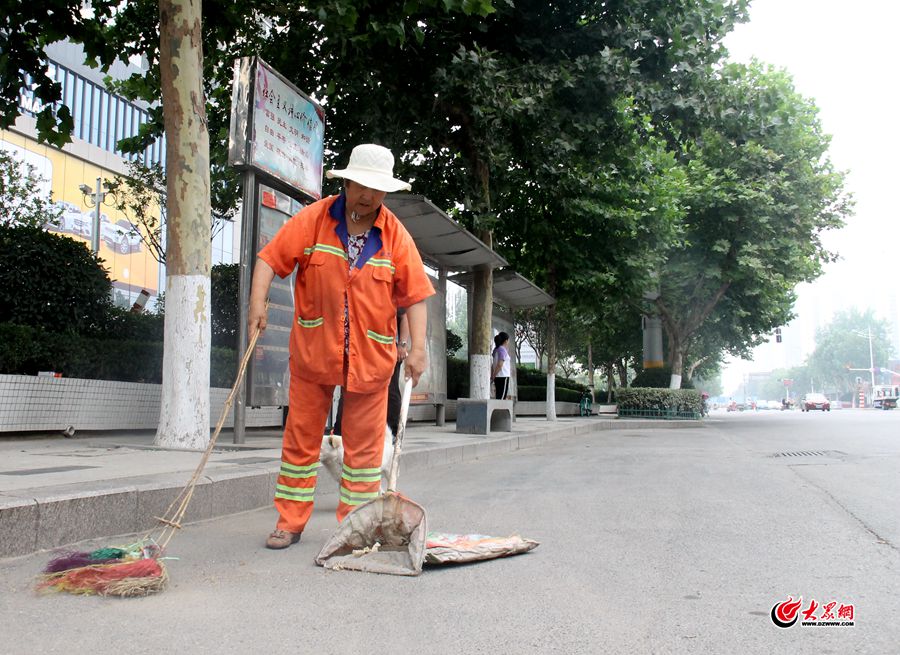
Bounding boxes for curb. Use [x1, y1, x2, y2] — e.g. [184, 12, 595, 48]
[0, 418, 699, 559]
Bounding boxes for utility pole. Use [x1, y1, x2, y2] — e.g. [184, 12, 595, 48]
[867, 326, 876, 387]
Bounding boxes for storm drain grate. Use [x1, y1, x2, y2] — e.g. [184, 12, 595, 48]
[771, 450, 832, 458]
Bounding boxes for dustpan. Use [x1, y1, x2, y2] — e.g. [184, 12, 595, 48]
[315, 378, 426, 576]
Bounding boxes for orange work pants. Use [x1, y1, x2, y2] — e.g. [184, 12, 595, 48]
[275, 374, 389, 532]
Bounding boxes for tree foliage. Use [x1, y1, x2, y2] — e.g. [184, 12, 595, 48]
[806, 308, 893, 394]
[650, 62, 851, 378]
[0, 0, 853, 395]
[0, 225, 111, 333]
[0, 150, 62, 228]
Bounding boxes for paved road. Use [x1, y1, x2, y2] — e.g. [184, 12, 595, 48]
[2, 411, 898, 654]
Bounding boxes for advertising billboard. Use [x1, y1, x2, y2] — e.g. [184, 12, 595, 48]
[228, 57, 325, 202]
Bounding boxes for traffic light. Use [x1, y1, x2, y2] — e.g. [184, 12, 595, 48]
[775, 327, 782, 343]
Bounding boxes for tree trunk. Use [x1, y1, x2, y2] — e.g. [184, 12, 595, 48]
[669, 335, 684, 390]
[469, 235, 493, 400]
[154, 0, 212, 449]
[606, 361, 615, 403]
[587, 339, 594, 402]
[546, 303, 557, 420]
[616, 359, 628, 388]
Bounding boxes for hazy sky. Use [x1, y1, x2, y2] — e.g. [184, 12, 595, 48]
[720, 0, 900, 394]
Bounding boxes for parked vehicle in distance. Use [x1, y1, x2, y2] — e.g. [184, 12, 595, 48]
[48, 200, 84, 234]
[70, 208, 93, 237]
[766, 400, 782, 410]
[872, 385, 899, 410]
[802, 393, 830, 412]
[101, 218, 142, 254]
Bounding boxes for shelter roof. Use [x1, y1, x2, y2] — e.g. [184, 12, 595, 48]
[450, 268, 555, 308]
[385, 194, 507, 272]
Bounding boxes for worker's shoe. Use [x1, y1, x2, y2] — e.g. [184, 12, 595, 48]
[266, 529, 302, 549]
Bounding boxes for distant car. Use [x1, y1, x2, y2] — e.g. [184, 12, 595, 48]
[48, 200, 84, 233]
[802, 393, 830, 412]
[70, 208, 94, 237]
[101, 218, 142, 254]
[766, 400, 782, 410]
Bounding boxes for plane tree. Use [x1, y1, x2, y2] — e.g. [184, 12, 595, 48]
[806, 308, 893, 394]
[648, 62, 852, 383]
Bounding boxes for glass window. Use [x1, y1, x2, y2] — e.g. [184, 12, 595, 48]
[223, 224, 234, 262]
[115, 98, 125, 151]
[98, 90, 108, 149]
[109, 97, 118, 149]
[123, 103, 132, 140]
[72, 76, 84, 137]
[64, 71, 75, 113]
[90, 84, 100, 146]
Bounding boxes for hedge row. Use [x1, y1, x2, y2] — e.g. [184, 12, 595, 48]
[616, 387, 703, 413]
[0, 323, 237, 387]
[446, 357, 586, 401]
[517, 385, 583, 403]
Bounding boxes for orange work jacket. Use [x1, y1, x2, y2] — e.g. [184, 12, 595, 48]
[259, 194, 434, 393]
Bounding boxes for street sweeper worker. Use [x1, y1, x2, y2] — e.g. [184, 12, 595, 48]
[248, 143, 435, 550]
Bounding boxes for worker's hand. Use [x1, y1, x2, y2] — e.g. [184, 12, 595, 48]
[248, 297, 268, 335]
[404, 348, 427, 387]
[397, 343, 409, 363]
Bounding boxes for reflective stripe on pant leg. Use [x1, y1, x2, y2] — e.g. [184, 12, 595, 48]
[336, 383, 389, 521]
[275, 375, 333, 532]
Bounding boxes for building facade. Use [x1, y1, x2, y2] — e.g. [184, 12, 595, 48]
[2, 41, 237, 308]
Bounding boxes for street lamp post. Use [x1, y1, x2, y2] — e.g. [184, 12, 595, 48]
[848, 328, 877, 387]
[79, 177, 113, 254]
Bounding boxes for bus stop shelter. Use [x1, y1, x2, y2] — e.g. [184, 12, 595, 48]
[386, 194, 506, 424]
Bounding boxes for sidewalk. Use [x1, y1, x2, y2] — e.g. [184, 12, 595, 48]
[0, 416, 697, 559]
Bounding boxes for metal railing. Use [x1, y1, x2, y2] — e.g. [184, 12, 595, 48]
[617, 407, 701, 420]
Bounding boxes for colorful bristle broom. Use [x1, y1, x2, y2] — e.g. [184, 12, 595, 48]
[37, 325, 263, 597]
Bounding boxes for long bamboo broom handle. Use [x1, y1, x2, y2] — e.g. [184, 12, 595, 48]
[387, 378, 413, 493]
[154, 318, 264, 548]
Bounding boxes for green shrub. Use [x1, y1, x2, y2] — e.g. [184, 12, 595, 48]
[211, 263, 239, 349]
[616, 387, 702, 414]
[517, 385, 583, 403]
[631, 366, 695, 389]
[0, 225, 112, 334]
[446, 357, 469, 399]
[0, 322, 240, 387]
[99, 306, 165, 342]
[211, 347, 238, 387]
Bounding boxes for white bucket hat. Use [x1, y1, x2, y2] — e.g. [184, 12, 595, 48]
[325, 144, 412, 193]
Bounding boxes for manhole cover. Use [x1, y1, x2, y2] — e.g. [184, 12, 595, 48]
[771, 450, 846, 458]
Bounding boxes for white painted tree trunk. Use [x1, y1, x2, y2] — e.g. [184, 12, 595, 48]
[546, 372, 557, 421]
[469, 260, 493, 400]
[471, 354, 491, 399]
[157, 275, 210, 449]
[154, 0, 212, 449]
